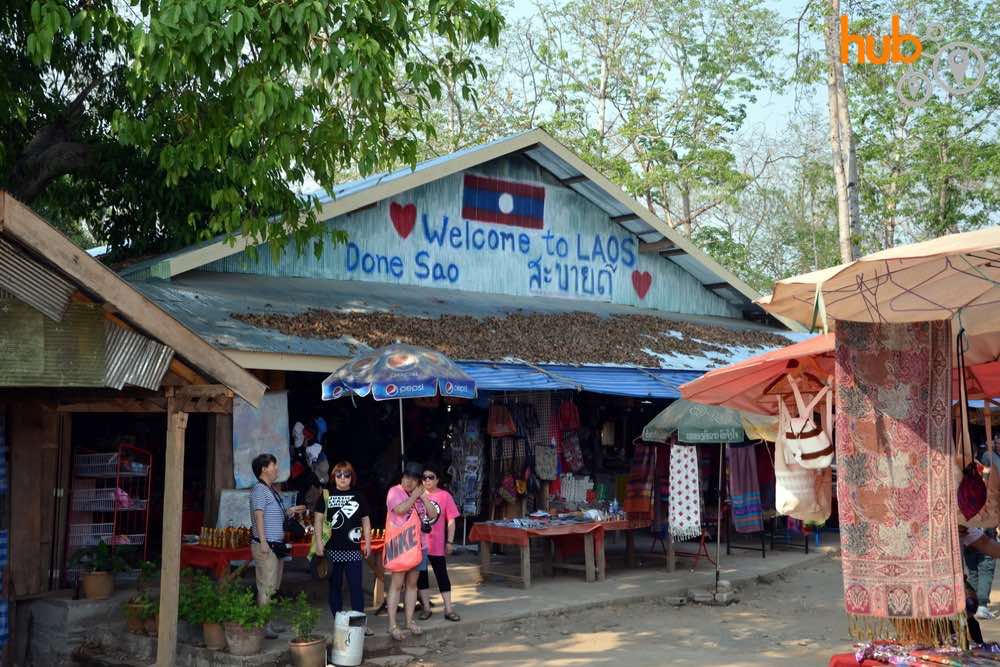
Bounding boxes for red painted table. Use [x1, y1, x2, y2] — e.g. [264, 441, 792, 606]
[180, 539, 388, 609]
[469, 519, 651, 588]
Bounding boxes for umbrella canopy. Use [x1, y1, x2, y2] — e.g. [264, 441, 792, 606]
[680, 334, 835, 416]
[321, 343, 477, 401]
[757, 227, 1000, 339]
[642, 399, 745, 444]
[680, 333, 1000, 414]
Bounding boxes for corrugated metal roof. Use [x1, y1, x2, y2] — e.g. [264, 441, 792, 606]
[0, 300, 106, 386]
[131, 271, 804, 370]
[103, 321, 174, 390]
[458, 361, 701, 397]
[0, 237, 75, 321]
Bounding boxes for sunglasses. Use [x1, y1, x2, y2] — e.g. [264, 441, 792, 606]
[422, 474, 437, 480]
[334, 472, 352, 479]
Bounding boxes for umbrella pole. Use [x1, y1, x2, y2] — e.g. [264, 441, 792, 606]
[716, 444, 724, 595]
[398, 398, 405, 461]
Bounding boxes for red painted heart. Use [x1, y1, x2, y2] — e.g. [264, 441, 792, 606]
[390, 202, 417, 239]
[631, 270, 652, 299]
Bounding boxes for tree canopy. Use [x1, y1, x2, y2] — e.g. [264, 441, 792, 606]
[2, 0, 502, 257]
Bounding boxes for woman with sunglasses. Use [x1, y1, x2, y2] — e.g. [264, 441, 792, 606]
[313, 461, 373, 633]
[416, 465, 462, 622]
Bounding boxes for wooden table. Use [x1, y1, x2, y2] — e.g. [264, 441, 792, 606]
[469, 519, 651, 588]
[592, 519, 652, 581]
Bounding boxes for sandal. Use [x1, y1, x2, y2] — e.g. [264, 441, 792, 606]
[444, 611, 461, 622]
[417, 610, 432, 621]
[407, 623, 424, 636]
[389, 625, 406, 641]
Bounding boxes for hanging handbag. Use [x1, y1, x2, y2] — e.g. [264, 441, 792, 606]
[781, 375, 835, 469]
[561, 431, 585, 473]
[383, 511, 423, 573]
[487, 404, 517, 438]
[774, 400, 831, 522]
[956, 328, 995, 524]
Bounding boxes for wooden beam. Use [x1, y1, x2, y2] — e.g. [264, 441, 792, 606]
[0, 192, 265, 407]
[640, 240, 677, 254]
[57, 397, 167, 413]
[561, 174, 589, 185]
[704, 282, 731, 290]
[660, 247, 688, 257]
[174, 395, 233, 414]
[173, 384, 234, 400]
[610, 213, 640, 223]
[169, 359, 208, 386]
[157, 396, 188, 666]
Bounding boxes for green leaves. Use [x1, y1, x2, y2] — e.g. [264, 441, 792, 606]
[7, 0, 502, 257]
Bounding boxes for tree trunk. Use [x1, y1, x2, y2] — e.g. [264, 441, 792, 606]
[597, 57, 609, 159]
[824, 0, 858, 263]
[680, 184, 692, 236]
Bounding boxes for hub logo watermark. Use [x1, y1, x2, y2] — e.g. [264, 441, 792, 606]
[840, 15, 986, 108]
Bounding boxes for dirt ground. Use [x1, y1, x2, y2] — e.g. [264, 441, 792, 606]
[408, 557, 855, 667]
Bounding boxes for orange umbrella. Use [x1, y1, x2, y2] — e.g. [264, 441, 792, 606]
[680, 334, 835, 415]
[681, 333, 1000, 415]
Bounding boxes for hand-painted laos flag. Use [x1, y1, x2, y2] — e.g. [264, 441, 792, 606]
[461, 174, 545, 229]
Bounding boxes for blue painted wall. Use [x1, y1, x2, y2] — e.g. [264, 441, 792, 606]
[205, 156, 741, 319]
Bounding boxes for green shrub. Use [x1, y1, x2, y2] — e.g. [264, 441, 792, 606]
[217, 585, 271, 630]
[281, 592, 320, 642]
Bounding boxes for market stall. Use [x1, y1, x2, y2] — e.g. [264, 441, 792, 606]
[750, 228, 1000, 665]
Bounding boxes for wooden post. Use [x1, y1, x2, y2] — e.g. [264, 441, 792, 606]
[583, 533, 595, 582]
[520, 543, 532, 589]
[205, 413, 233, 528]
[666, 539, 676, 572]
[156, 396, 188, 667]
[986, 401, 993, 447]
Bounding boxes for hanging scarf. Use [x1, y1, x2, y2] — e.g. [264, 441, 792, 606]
[624, 443, 656, 515]
[669, 445, 701, 542]
[836, 320, 966, 648]
[728, 443, 764, 533]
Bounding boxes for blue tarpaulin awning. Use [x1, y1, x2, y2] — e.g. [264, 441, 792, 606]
[457, 362, 702, 398]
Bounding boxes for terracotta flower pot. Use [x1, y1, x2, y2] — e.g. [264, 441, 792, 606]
[223, 622, 263, 656]
[81, 571, 114, 600]
[203, 622, 227, 651]
[289, 637, 327, 667]
[144, 614, 158, 637]
[125, 603, 144, 634]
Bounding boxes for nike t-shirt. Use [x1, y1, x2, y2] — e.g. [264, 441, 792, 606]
[314, 489, 371, 552]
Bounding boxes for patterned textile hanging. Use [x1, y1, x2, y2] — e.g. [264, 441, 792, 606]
[624, 443, 656, 516]
[835, 320, 967, 648]
[669, 445, 701, 542]
[728, 443, 764, 533]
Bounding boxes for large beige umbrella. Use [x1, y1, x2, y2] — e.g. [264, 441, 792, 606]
[757, 227, 1000, 361]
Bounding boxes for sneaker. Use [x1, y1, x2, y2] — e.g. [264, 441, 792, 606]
[976, 605, 995, 620]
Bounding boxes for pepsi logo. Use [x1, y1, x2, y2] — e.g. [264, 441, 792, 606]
[444, 382, 454, 394]
[387, 352, 418, 371]
[331, 386, 344, 399]
[385, 384, 398, 396]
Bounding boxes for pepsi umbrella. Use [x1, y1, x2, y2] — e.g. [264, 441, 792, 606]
[321, 344, 477, 457]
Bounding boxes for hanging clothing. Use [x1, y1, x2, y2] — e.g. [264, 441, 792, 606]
[624, 443, 656, 515]
[836, 320, 964, 645]
[728, 443, 764, 533]
[669, 445, 701, 542]
[755, 441, 776, 513]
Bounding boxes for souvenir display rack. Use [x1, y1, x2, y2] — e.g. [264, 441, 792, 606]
[66, 443, 152, 575]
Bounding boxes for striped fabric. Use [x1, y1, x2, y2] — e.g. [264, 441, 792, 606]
[728, 445, 764, 533]
[250, 483, 285, 542]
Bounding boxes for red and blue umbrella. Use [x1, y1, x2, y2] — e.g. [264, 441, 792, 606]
[321, 343, 477, 456]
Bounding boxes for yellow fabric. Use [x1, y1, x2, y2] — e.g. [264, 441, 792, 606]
[741, 412, 779, 442]
[308, 489, 332, 561]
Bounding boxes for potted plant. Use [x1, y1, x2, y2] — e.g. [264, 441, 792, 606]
[124, 561, 158, 633]
[179, 570, 227, 650]
[68, 541, 129, 600]
[281, 592, 325, 667]
[218, 585, 272, 656]
[141, 595, 159, 636]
